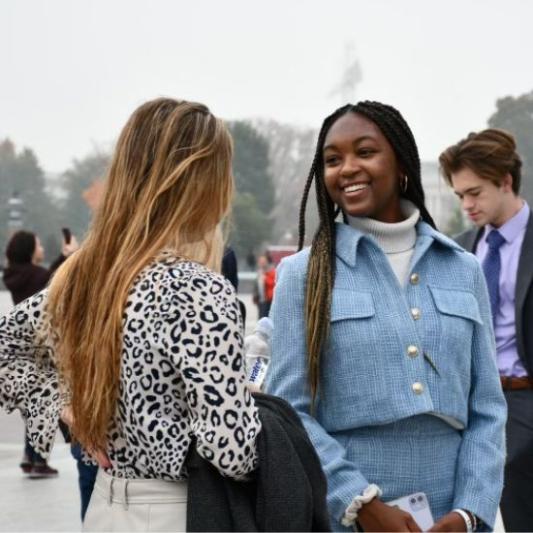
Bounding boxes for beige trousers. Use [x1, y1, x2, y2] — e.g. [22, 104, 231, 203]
[83, 469, 188, 532]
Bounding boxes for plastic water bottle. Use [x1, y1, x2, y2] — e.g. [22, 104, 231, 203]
[244, 317, 273, 389]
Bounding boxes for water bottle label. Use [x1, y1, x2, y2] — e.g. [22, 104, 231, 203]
[248, 357, 269, 387]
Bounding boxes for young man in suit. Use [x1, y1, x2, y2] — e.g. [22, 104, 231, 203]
[440, 128, 533, 532]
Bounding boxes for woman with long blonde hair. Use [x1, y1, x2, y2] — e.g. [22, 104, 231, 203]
[0, 97, 261, 531]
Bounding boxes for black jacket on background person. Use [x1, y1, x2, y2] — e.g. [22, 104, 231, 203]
[185, 393, 331, 532]
[221, 247, 239, 292]
[3, 255, 66, 305]
[455, 212, 533, 375]
[221, 246, 247, 328]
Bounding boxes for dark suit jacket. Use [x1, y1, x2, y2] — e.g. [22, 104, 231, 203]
[185, 393, 331, 532]
[455, 212, 533, 376]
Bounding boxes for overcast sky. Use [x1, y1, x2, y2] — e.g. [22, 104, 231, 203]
[1, 0, 533, 173]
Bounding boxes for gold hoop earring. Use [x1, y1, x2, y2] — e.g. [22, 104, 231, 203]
[401, 175, 408, 193]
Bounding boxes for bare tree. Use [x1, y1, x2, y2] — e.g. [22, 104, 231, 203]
[252, 120, 318, 245]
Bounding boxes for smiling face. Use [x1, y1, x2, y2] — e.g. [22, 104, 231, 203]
[322, 112, 404, 222]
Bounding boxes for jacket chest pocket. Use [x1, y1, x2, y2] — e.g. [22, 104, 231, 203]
[429, 286, 483, 376]
[325, 289, 389, 411]
[328, 290, 377, 365]
[330, 289, 375, 323]
[429, 286, 483, 324]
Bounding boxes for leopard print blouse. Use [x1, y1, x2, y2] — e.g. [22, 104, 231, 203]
[0, 258, 261, 480]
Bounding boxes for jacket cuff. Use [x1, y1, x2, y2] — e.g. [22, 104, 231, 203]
[341, 484, 383, 527]
[453, 496, 498, 531]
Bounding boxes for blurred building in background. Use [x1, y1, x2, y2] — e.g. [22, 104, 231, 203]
[421, 161, 469, 235]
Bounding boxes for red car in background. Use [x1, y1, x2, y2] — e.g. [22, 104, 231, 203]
[266, 245, 297, 266]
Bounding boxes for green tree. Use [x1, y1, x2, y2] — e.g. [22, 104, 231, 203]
[61, 151, 110, 239]
[0, 139, 60, 263]
[488, 91, 533, 206]
[230, 193, 271, 259]
[56, 123, 277, 261]
[227, 121, 275, 257]
[253, 119, 318, 244]
[228, 121, 275, 214]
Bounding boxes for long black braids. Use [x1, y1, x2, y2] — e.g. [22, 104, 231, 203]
[297, 104, 351, 405]
[298, 101, 435, 407]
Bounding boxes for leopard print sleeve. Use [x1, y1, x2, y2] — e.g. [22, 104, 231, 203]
[0, 290, 65, 458]
[160, 264, 261, 480]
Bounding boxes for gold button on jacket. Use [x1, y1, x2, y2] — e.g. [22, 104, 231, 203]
[407, 345, 419, 357]
[412, 382, 424, 394]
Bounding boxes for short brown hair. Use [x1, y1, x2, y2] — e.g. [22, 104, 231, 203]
[439, 128, 522, 194]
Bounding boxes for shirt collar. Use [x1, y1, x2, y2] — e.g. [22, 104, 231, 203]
[483, 201, 530, 244]
[335, 219, 464, 267]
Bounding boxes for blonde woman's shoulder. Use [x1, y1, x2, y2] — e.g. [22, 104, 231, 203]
[152, 257, 235, 297]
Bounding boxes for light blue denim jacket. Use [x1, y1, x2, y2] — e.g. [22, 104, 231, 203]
[266, 221, 506, 528]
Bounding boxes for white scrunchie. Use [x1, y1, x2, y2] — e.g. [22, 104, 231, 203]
[341, 484, 383, 527]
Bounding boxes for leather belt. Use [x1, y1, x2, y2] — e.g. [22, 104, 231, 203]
[500, 376, 533, 391]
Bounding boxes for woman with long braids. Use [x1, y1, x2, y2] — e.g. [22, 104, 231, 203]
[0, 98, 261, 531]
[266, 102, 506, 531]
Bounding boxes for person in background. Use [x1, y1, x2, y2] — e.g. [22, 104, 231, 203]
[266, 101, 506, 531]
[246, 250, 256, 271]
[221, 246, 247, 327]
[221, 246, 238, 290]
[440, 128, 533, 532]
[254, 253, 276, 318]
[3, 231, 76, 306]
[69, 442, 97, 521]
[3, 229, 78, 478]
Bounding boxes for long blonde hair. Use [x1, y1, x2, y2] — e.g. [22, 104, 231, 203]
[47, 98, 234, 449]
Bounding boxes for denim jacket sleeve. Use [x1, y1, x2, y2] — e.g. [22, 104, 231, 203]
[266, 256, 372, 524]
[452, 260, 506, 529]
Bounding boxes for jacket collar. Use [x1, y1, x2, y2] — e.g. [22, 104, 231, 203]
[334, 222, 366, 268]
[415, 221, 465, 252]
[335, 220, 464, 268]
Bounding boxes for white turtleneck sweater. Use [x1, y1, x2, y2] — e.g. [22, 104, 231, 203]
[347, 200, 420, 286]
